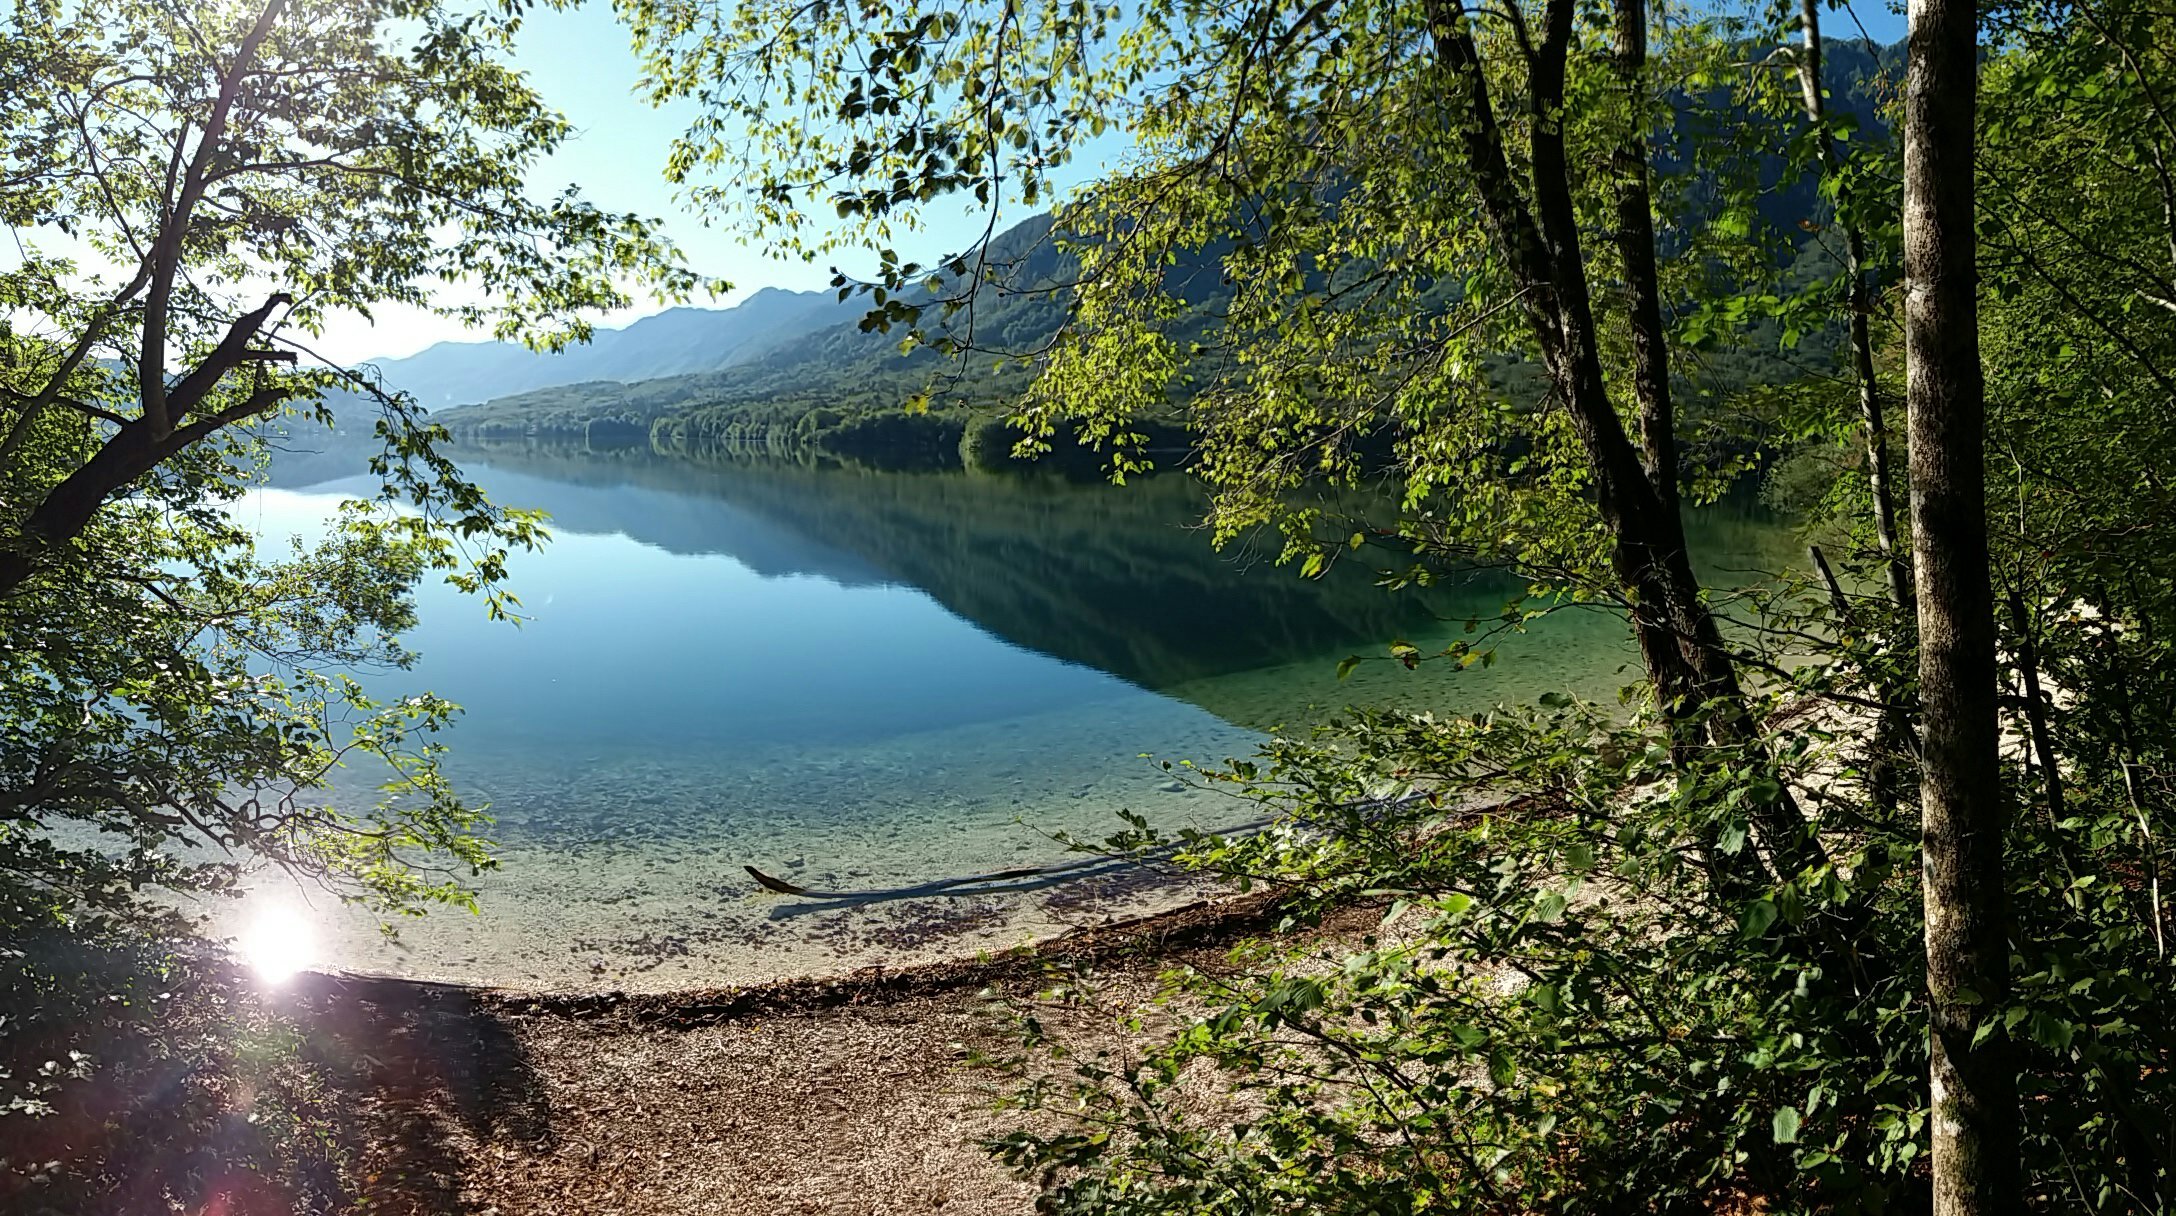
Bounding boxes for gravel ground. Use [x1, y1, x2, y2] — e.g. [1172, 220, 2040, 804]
[301, 891, 1378, 1216]
[464, 990, 1035, 1215]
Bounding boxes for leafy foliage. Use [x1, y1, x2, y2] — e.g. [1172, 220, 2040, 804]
[1, 0, 687, 1197]
[993, 660, 2170, 1210]
[0, 0, 692, 916]
[622, 0, 2176, 1207]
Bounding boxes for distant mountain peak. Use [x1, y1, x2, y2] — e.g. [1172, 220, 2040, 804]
[369, 285, 856, 408]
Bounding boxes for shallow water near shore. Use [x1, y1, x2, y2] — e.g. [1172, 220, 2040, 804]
[212, 449, 1796, 991]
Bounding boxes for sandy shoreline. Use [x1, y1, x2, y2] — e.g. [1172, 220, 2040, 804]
[323, 881, 1295, 1011]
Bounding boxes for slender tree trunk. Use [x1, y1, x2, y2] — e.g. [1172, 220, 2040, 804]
[1611, 0, 1674, 513]
[1424, 0, 1826, 883]
[1797, 0, 1913, 615]
[2101, 637, 2169, 960]
[2002, 587, 2064, 821]
[1796, 1, 1911, 816]
[1846, 225, 1913, 614]
[1903, 0, 2022, 1207]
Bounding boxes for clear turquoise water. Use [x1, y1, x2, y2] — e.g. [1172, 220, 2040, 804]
[226, 448, 1797, 991]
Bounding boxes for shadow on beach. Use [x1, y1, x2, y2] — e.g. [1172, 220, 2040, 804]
[2, 939, 554, 1216]
[284, 970, 556, 1213]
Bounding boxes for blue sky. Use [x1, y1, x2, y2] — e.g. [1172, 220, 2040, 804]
[325, 0, 1909, 364]
[330, 3, 1109, 362]
[1815, 0, 1906, 47]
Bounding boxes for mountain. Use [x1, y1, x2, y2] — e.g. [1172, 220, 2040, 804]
[434, 39, 1903, 464]
[367, 286, 857, 408]
[436, 211, 1080, 453]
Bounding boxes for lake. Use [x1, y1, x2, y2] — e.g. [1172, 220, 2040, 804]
[223, 445, 1799, 991]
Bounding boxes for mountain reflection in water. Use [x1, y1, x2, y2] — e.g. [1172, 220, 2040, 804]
[358, 443, 1800, 732]
[238, 441, 1801, 989]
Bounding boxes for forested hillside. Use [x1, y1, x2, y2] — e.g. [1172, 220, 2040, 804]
[439, 211, 1072, 454]
[440, 39, 1898, 471]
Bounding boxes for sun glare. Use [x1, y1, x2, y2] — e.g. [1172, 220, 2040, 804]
[237, 908, 317, 984]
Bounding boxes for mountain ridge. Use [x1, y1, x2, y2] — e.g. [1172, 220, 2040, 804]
[367, 285, 858, 408]
[428, 38, 1902, 461]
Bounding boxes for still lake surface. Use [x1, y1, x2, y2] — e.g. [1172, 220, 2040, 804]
[231, 446, 1798, 990]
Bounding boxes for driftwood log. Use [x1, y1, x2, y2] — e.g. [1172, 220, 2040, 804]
[743, 812, 1285, 909]
[744, 792, 1444, 910]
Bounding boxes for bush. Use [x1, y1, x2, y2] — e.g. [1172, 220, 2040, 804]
[991, 667, 2174, 1211]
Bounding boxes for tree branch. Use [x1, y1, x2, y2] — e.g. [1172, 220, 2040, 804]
[163, 292, 295, 420]
[138, 0, 289, 436]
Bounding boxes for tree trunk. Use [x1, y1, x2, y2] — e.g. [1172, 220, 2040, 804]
[2002, 587, 2063, 822]
[1424, 0, 1826, 884]
[1798, 0, 1913, 615]
[1794, 1, 1912, 818]
[1903, 0, 2022, 1207]
[1611, 0, 1675, 512]
[1848, 225, 1914, 615]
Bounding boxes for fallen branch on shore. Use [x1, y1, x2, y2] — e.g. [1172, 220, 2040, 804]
[744, 791, 1453, 910]
[743, 811, 1285, 908]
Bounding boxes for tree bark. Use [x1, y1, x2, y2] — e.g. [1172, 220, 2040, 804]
[1903, 0, 2022, 1206]
[1610, 0, 1675, 513]
[1424, 0, 1826, 884]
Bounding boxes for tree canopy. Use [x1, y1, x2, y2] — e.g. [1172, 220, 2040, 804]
[1, 0, 690, 1194]
[0, 0, 702, 906]
[629, 0, 2176, 1208]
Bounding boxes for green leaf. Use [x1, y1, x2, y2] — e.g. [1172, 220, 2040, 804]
[2028, 1011, 2076, 1052]
[1718, 822, 1748, 855]
[1739, 899, 1779, 939]
[1772, 1106, 1802, 1144]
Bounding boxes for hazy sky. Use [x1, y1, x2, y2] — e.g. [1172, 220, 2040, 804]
[322, 0, 1908, 365]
